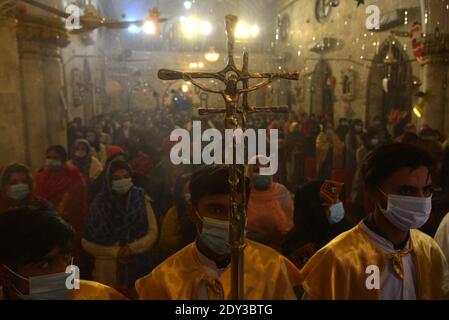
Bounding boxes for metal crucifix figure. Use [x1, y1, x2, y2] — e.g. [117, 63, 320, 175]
[158, 14, 299, 300]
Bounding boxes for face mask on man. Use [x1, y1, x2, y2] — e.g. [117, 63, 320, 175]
[1, 265, 71, 300]
[111, 178, 133, 195]
[328, 201, 345, 225]
[7, 184, 30, 201]
[377, 189, 432, 231]
[252, 173, 272, 191]
[45, 159, 63, 170]
[354, 125, 363, 133]
[199, 216, 231, 255]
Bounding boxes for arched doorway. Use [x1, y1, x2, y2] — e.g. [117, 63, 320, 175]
[310, 59, 334, 120]
[366, 39, 413, 137]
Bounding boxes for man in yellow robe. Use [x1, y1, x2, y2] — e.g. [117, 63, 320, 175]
[300, 143, 449, 300]
[136, 165, 302, 300]
[0, 203, 126, 300]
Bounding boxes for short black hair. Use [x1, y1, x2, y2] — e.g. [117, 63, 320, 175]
[189, 165, 250, 206]
[108, 159, 132, 178]
[0, 202, 74, 266]
[362, 143, 435, 189]
[46, 145, 68, 162]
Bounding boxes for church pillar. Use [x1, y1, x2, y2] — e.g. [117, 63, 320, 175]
[420, 0, 449, 133]
[0, 17, 27, 166]
[16, 15, 70, 171]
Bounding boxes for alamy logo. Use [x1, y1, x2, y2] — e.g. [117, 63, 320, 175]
[365, 265, 380, 290]
[170, 121, 279, 175]
[366, 5, 381, 30]
[65, 265, 80, 290]
[65, 4, 81, 30]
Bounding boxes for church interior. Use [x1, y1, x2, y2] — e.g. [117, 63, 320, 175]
[0, 0, 449, 302]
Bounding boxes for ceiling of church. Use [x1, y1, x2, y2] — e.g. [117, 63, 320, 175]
[98, 0, 277, 22]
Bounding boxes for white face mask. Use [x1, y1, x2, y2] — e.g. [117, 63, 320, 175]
[74, 150, 87, 158]
[7, 184, 30, 201]
[378, 190, 432, 231]
[199, 217, 231, 255]
[45, 159, 63, 170]
[328, 202, 345, 225]
[1, 265, 71, 300]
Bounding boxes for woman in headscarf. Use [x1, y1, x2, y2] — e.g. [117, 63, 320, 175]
[344, 119, 364, 173]
[34, 145, 88, 270]
[315, 122, 344, 181]
[282, 180, 352, 268]
[85, 128, 107, 166]
[158, 173, 196, 261]
[0, 163, 36, 213]
[68, 139, 103, 184]
[82, 160, 158, 292]
[246, 156, 294, 252]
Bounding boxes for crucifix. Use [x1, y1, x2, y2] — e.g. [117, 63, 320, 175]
[158, 14, 299, 300]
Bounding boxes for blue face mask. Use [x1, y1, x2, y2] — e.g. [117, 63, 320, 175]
[111, 178, 133, 195]
[2, 265, 71, 300]
[252, 174, 272, 191]
[7, 184, 30, 201]
[200, 217, 231, 255]
[328, 202, 345, 224]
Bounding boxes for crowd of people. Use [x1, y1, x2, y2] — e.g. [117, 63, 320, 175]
[0, 100, 449, 300]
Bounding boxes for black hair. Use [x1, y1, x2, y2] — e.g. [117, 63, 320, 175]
[46, 145, 68, 162]
[108, 159, 132, 179]
[0, 202, 74, 266]
[362, 143, 435, 189]
[189, 165, 250, 206]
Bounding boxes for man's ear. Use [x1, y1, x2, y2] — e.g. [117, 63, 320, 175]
[186, 203, 202, 231]
[367, 185, 385, 211]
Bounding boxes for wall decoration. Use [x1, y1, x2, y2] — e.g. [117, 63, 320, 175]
[315, 0, 332, 23]
[71, 68, 84, 107]
[340, 68, 356, 102]
[279, 14, 290, 42]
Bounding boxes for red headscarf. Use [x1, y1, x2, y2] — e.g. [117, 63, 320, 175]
[34, 164, 87, 232]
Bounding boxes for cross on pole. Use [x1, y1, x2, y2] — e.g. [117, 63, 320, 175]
[158, 14, 299, 300]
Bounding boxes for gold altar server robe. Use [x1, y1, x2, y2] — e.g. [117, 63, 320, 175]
[135, 240, 302, 300]
[67, 280, 127, 300]
[300, 225, 449, 300]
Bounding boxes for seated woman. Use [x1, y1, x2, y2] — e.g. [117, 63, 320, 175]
[0, 202, 126, 300]
[246, 156, 294, 252]
[82, 160, 158, 295]
[0, 163, 36, 213]
[68, 139, 103, 184]
[282, 180, 353, 269]
[158, 173, 196, 261]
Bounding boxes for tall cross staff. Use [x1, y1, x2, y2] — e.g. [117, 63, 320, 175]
[158, 14, 299, 300]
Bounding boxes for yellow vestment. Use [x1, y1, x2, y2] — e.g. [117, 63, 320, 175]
[136, 240, 301, 300]
[300, 225, 449, 300]
[67, 280, 127, 300]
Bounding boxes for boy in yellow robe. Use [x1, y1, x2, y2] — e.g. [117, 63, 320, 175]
[136, 165, 302, 300]
[300, 143, 449, 300]
[0, 202, 126, 300]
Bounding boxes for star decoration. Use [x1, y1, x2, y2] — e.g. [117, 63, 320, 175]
[356, 0, 365, 7]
